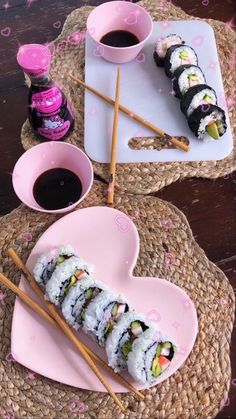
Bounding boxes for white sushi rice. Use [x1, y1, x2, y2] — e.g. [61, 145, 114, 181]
[33, 244, 76, 286]
[198, 110, 225, 141]
[45, 256, 93, 306]
[155, 34, 183, 58]
[62, 277, 108, 330]
[83, 290, 129, 346]
[106, 311, 151, 372]
[127, 328, 176, 386]
[174, 66, 205, 98]
[169, 46, 197, 75]
[186, 88, 217, 116]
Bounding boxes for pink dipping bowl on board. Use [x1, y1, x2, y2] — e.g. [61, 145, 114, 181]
[12, 142, 93, 214]
[86, 1, 153, 64]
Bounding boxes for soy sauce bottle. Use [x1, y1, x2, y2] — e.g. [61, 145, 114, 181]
[17, 44, 74, 141]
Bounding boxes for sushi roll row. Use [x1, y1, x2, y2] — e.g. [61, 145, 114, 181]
[153, 34, 227, 141]
[33, 245, 177, 386]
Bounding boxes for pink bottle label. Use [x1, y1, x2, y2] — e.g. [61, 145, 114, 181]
[38, 117, 70, 140]
[32, 87, 62, 113]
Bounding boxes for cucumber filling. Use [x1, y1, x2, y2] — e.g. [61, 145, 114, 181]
[151, 341, 175, 377]
[64, 269, 88, 294]
[79, 287, 101, 320]
[104, 303, 129, 338]
[121, 321, 148, 359]
[56, 254, 73, 265]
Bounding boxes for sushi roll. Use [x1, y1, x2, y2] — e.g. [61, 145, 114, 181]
[45, 256, 93, 306]
[180, 84, 217, 117]
[83, 290, 129, 346]
[187, 104, 227, 141]
[165, 45, 198, 78]
[127, 328, 176, 385]
[33, 244, 76, 287]
[172, 65, 206, 98]
[106, 311, 150, 372]
[153, 34, 184, 67]
[62, 277, 108, 330]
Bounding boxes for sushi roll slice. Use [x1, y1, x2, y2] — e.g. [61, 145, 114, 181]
[127, 329, 176, 385]
[106, 311, 150, 372]
[165, 45, 198, 78]
[172, 65, 206, 98]
[180, 84, 217, 117]
[83, 290, 129, 346]
[187, 104, 227, 141]
[62, 277, 108, 330]
[33, 244, 76, 287]
[45, 256, 93, 306]
[153, 34, 184, 67]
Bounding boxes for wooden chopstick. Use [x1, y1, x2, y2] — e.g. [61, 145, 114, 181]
[107, 67, 120, 205]
[6, 251, 125, 412]
[69, 72, 189, 152]
[0, 272, 55, 327]
[7, 248, 144, 402]
[0, 268, 144, 401]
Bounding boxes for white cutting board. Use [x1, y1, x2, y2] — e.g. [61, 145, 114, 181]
[84, 20, 233, 163]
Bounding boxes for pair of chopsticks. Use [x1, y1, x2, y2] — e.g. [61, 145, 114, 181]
[69, 71, 189, 205]
[69, 72, 189, 153]
[0, 248, 144, 412]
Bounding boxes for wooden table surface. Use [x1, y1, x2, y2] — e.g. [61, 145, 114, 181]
[0, 1, 235, 417]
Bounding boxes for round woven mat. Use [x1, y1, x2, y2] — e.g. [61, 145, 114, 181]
[21, 0, 236, 195]
[0, 181, 234, 418]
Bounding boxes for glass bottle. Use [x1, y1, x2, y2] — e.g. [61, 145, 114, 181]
[17, 44, 74, 141]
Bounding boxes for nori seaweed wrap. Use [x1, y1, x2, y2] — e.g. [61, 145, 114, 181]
[153, 34, 184, 67]
[165, 44, 198, 78]
[187, 104, 227, 140]
[180, 84, 217, 117]
[172, 65, 206, 98]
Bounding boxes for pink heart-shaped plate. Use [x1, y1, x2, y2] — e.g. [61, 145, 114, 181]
[11, 206, 198, 392]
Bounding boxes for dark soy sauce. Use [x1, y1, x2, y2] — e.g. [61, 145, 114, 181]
[33, 168, 82, 210]
[100, 30, 139, 48]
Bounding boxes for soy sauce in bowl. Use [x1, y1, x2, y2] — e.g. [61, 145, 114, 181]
[100, 30, 140, 48]
[33, 168, 82, 210]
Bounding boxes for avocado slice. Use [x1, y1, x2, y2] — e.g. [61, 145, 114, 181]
[188, 74, 198, 81]
[80, 307, 86, 319]
[156, 343, 162, 357]
[162, 342, 172, 349]
[69, 275, 77, 287]
[85, 288, 93, 300]
[179, 51, 188, 59]
[104, 320, 114, 336]
[121, 340, 133, 358]
[112, 304, 118, 316]
[203, 94, 213, 103]
[131, 321, 141, 329]
[206, 122, 220, 139]
[151, 358, 162, 377]
[57, 255, 65, 264]
[64, 275, 77, 294]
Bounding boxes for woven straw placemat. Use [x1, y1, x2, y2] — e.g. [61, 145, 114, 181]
[0, 181, 234, 418]
[21, 0, 236, 195]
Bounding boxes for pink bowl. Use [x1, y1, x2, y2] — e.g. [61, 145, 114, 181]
[12, 142, 93, 214]
[86, 1, 153, 64]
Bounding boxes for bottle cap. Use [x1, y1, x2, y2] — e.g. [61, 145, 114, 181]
[17, 44, 51, 78]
